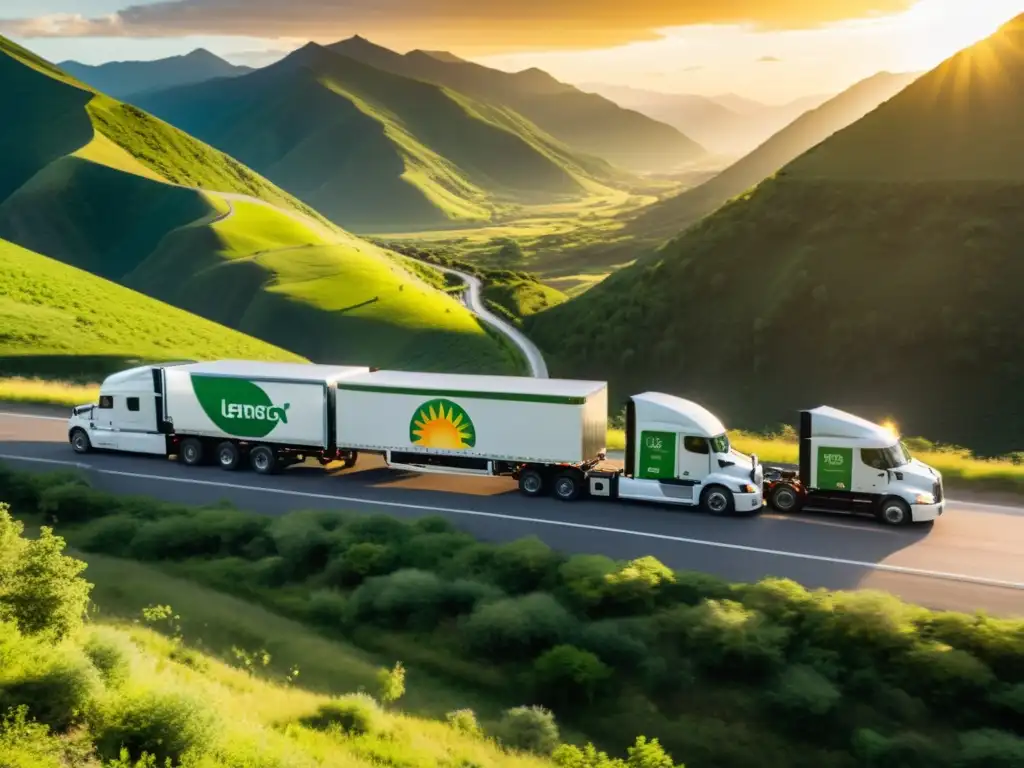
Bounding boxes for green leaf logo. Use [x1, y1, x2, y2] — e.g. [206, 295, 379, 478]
[409, 399, 476, 450]
[191, 375, 290, 439]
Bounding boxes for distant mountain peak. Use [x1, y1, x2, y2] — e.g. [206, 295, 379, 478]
[414, 49, 465, 64]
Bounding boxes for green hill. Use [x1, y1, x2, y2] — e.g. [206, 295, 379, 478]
[528, 15, 1024, 455]
[59, 48, 253, 100]
[134, 43, 631, 233]
[0, 35, 520, 376]
[328, 36, 705, 174]
[0, 235, 303, 381]
[630, 71, 921, 238]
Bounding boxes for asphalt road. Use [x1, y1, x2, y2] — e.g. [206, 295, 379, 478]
[2, 409, 1023, 616]
[435, 266, 550, 378]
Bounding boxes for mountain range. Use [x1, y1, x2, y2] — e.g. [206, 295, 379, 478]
[59, 48, 252, 100]
[528, 14, 1024, 454]
[579, 83, 833, 158]
[631, 70, 921, 237]
[133, 42, 633, 232]
[0, 35, 519, 380]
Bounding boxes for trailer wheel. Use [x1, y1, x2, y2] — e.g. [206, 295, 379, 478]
[179, 437, 204, 467]
[69, 428, 92, 454]
[341, 451, 359, 470]
[250, 445, 279, 475]
[701, 485, 735, 516]
[518, 468, 545, 497]
[216, 441, 242, 471]
[877, 497, 911, 527]
[769, 483, 802, 513]
[553, 470, 583, 502]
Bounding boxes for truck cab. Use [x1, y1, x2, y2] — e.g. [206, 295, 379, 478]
[764, 406, 944, 526]
[589, 393, 764, 515]
[67, 364, 170, 456]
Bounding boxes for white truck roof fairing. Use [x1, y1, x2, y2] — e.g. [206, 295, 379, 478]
[340, 370, 606, 402]
[100, 365, 159, 393]
[173, 360, 370, 384]
[633, 392, 727, 437]
[804, 405, 896, 442]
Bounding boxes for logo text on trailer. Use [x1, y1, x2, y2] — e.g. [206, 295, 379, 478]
[191, 375, 291, 439]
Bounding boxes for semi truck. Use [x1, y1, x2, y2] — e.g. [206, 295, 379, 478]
[65, 360, 764, 516]
[762, 406, 945, 526]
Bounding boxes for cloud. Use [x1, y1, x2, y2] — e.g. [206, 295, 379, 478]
[0, 0, 918, 52]
[758, 55, 782, 62]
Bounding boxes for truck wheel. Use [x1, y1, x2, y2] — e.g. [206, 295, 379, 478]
[518, 468, 545, 497]
[553, 471, 583, 502]
[69, 428, 92, 454]
[250, 445, 279, 475]
[877, 497, 911, 526]
[179, 437, 204, 467]
[216, 441, 241, 471]
[701, 485, 735, 516]
[341, 451, 359, 470]
[769, 483, 802, 513]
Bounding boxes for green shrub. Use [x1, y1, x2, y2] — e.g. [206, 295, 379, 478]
[300, 693, 383, 735]
[956, 729, 1024, 768]
[553, 742, 624, 768]
[346, 569, 500, 630]
[768, 664, 842, 719]
[77, 515, 142, 556]
[410, 515, 457, 535]
[852, 728, 951, 768]
[670, 600, 788, 678]
[577, 620, 651, 674]
[305, 589, 348, 630]
[0, 508, 92, 641]
[341, 514, 413, 547]
[92, 687, 218, 764]
[398, 532, 476, 570]
[325, 543, 398, 587]
[558, 554, 618, 611]
[602, 557, 675, 614]
[0, 705, 72, 768]
[267, 514, 335, 578]
[128, 515, 216, 561]
[899, 641, 996, 708]
[83, 627, 134, 688]
[626, 736, 679, 768]
[446, 708, 482, 738]
[38, 482, 114, 524]
[0, 648, 103, 732]
[463, 593, 578, 660]
[495, 705, 560, 755]
[249, 556, 290, 588]
[376, 661, 405, 706]
[532, 644, 612, 707]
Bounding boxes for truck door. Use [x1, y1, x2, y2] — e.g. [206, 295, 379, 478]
[858, 448, 891, 493]
[89, 395, 116, 448]
[679, 436, 712, 481]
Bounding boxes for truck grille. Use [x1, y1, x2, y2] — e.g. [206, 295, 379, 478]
[933, 481, 943, 503]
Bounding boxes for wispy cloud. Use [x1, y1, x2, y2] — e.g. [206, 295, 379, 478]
[758, 55, 782, 62]
[0, 0, 918, 52]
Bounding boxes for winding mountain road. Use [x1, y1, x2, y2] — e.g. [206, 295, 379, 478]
[2, 409, 1022, 617]
[434, 266, 550, 378]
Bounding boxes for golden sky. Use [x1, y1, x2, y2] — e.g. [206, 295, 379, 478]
[2, 0, 1022, 101]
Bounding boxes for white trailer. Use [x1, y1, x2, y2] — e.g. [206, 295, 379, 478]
[66, 360, 765, 515]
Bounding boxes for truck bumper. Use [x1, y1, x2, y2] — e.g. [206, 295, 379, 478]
[735, 489, 765, 514]
[911, 501, 944, 522]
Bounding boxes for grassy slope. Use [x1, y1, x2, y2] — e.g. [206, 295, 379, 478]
[330, 38, 705, 173]
[0, 35, 518, 376]
[529, 16, 1024, 455]
[134, 44, 627, 233]
[125, 198, 521, 373]
[4, 556, 563, 768]
[0, 236, 303, 381]
[631, 71, 921, 238]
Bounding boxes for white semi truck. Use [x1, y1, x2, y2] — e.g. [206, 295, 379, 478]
[762, 406, 945, 526]
[65, 360, 764, 516]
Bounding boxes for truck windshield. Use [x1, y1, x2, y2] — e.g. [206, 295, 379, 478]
[709, 434, 731, 454]
[862, 443, 911, 469]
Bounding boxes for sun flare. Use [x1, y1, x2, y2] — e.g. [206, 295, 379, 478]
[900, 0, 1023, 70]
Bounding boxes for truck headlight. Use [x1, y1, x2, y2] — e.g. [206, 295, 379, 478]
[740, 484, 758, 494]
[914, 492, 935, 505]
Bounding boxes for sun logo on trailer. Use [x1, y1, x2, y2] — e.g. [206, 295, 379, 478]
[410, 398, 476, 450]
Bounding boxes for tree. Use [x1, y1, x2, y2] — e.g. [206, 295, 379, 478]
[0, 505, 92, 640]
[496, 239, 524, 266]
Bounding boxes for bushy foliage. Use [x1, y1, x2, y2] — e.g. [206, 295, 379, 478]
[0, 646, 102, 732]
[496, 705, 561, 755]
[91, 686, 218, 764]
[446, 708, 483, 738]
[532, 645, 612, 706]
[300, 693, 383, 735]
[82, 626, 135, 688]
[462, 593, 578, 659]
[0, 505, 91, 640]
